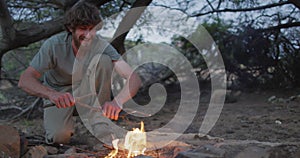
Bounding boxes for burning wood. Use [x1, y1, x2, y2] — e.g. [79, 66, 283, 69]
[105, 139, 119, 158]
[124, 121, 147, 157]
[106, 122, 147, 158]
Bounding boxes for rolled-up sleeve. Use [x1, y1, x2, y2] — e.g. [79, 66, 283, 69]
[30, 40, 56, 74]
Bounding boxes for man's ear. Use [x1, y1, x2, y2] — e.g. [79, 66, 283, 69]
[96, 22, 103, 30]
[65, 25, 73, 33]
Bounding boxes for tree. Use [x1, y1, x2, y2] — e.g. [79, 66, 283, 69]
[163, 0, 300, 88]
[0, 0, 152, 78]
[1, 0, 300, 88]
[0, 0, 154, 121]
[153, 0, 300, 30]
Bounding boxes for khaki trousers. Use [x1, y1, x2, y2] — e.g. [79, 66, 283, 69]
[44, 54, 114, 144]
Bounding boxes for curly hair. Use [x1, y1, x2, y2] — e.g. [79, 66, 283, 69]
[64, 1, 102, 32]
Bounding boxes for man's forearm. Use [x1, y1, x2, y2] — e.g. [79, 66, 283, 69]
[113, 72, 142, 106]
[18, 73, 55, 99]
[19, 71, 75, 108]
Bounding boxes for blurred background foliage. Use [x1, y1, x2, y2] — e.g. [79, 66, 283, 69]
[0, 0, 299, 110]
[173, 19, 300, 89]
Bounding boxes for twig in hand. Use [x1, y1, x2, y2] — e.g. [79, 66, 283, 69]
[103, 144, 114, 150]
[75, 93, 97, 101]
[76, 101, 102, 112]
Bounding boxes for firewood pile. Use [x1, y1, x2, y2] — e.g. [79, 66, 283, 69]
[0, 125, 191, 158]
[40, 145, 186, 158]
[2, 125, 300, 158]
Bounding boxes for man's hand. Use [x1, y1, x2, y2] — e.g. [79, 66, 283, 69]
[102, 100, 122, 120]
[48, 92, 75, 108]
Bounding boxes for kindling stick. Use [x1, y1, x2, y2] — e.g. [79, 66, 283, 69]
[75, 93, 151, 117]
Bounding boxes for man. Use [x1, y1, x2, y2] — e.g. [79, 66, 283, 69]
[18, 1, 141, 145]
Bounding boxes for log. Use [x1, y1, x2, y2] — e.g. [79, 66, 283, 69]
[43, 153, 92, 158]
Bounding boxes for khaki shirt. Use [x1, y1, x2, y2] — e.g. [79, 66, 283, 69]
[30, 32, 121, 105]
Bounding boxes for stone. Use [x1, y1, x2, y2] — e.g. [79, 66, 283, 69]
[134, 155, 153, 158]
[235, 146, 269, 158]
[0, 125, 20, 158]
[64, 146, 77, 154]
[44, 146, 58, 155]
[22, 145, 47, 158]
[175, 144, 225, 158]
[268, 145, 300, 158]
[176, 152, 220, 158]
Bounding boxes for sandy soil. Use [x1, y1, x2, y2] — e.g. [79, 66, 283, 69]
[1, 85, 300, 157]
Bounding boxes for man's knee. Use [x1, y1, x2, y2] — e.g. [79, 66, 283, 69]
[43, 106, 75, 144]
[48, 130, 73, 144]
[92, 122, 114, 145]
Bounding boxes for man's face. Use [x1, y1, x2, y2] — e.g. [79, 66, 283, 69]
[72, 25, 97, 49]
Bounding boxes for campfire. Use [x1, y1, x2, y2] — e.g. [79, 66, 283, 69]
[33, 121, 192, 158]
[106, 122, 147, 158]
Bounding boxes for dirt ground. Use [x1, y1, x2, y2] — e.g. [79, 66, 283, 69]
[1, 85, 300, 157]
[128, 85, 300, 143]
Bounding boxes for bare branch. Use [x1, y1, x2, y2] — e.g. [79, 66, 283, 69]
[154, 1, 293, 17]
[261, 22, 300, 31]
[206, 0, 215, 11]
[288, 0, 300, 10]
[0, 105, 23, 111]
[0, 77, 19, 82]
[192, 1, 291, 17]
[7, 52, 27, 68]
[10, 98, 41, 120]
[110, 0, 153, 55]
[153, 3, 189, 15]
[7, 3, 60, 9]
[0, 0, 15, 46]
[48, 0, 65, 9]
[0, 0, 116, 57]
[69, 0, 106, 10]
[216, 0, 222, 10]
[3, 17, 64, 53]
[63, 0, 113, 10]
[120, 0, 132, 11]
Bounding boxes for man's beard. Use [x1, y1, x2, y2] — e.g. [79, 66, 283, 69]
[73, 35, 81, 50]
[73, 35, 93, 50]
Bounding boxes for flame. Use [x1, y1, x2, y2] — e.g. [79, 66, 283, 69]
[105, 122, 147, 158]
[124, 121, 147, 157]
[105, 139, 119, 158]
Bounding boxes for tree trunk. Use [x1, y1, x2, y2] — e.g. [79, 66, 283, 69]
[288, 0, 300, 10]
[111, 0, 153, 55]
[0, 0, 114, 79]
[0, 52, 3, 78]
[0, 0, 14, 78]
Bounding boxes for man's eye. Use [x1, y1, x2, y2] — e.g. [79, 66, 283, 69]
[79, 27, 88, 30]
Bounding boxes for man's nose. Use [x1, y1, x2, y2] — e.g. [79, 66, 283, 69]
[84, 30, 91, 37]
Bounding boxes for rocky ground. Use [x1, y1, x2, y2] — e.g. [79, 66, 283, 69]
[0, 85, 300, 157]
